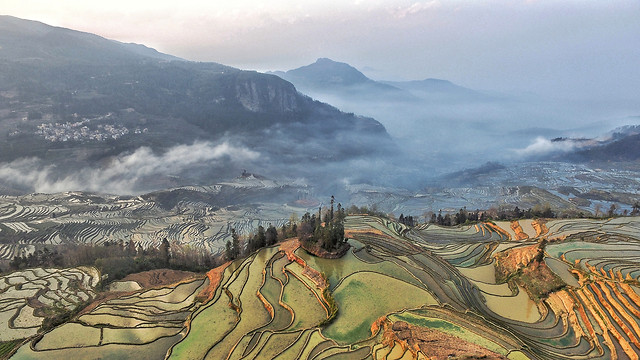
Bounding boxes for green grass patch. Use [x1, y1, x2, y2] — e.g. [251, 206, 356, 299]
[322, 271, 437, 344]
[282, 273, 327, 330]
[0, 339, 23, 360]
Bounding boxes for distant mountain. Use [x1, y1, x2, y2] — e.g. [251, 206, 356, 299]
[271, 58, 492, 104]
[570, 132, 640, 162]
[0, 17, 394, 194]
[270, 58, 413, 101]
[382, 78, 492, 102]
[540, 124, 640, 162]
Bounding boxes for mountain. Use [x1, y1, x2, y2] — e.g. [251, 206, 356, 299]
[270, 58, 518, 171]
[382, 78, 493, 102]
[0, 15, 181, 64]
[568, 127, 640, 162]
[512, 124, 640, 163]
[271, 58, 492, 104]
[270, 58, 412, 101]
[0, 17, 394, 194]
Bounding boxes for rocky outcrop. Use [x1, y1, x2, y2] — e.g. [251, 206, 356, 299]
[235, 74, 299, 113]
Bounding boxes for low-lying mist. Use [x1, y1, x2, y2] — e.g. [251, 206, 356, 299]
[0, 142, 260, 194]
[298, 88, 640, 172]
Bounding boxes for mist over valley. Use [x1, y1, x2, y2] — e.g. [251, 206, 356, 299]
[2, 4, 640, 360]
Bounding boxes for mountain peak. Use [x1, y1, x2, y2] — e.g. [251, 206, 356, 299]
[286, 58, 370, 86]
[314, 57, 336, 64]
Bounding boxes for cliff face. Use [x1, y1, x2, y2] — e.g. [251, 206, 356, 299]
[234, 74, 299, 113]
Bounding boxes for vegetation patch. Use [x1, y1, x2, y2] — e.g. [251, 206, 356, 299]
[323, 271, 437, 344]
[0, 339, 23, 360]
[495, 240, 565, 300]
[387, 320, 508, 359]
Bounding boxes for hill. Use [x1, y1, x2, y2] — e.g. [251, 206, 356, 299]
[270, 58, 410, 101]
[383, 77, 493, 102]
[5, 215, 640, 359]
[0, 17, 394, 194]
[533, 125, 640, 163]
[570, 125, 640, 162]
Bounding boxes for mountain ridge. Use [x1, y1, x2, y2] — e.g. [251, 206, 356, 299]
[0, 16, 395, 194]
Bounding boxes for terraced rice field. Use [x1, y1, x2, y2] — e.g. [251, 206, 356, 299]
[0, 267, 99, 342]
[4, 215, 640, 359]
[0, 187, 313, 261]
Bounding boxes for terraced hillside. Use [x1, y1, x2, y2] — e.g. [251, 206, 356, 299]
[4, 215, 640, 359]
[0, 179, 315, 266]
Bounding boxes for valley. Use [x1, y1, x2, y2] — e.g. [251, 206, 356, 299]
[1, 9, 640, 360]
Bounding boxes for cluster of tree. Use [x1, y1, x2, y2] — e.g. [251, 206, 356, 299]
[246, 225, 279, 253]
[397, 202, 640, 229]
[224, 196, 348, 261]
[299, 196, 347, 252]
[428, 206, 559, 227]
[595, 202, 640, 218]
[481, 206, 557, 221]
[345, 204, 386, 217]
[428, 208, 485, 226]
[225, 222, 296, 262]
[397, 214, 416, 227]
[9, 247, 63, 270]
[9, 239, 220, 285]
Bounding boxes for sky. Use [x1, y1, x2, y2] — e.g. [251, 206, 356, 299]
[2, 0, 640, 100]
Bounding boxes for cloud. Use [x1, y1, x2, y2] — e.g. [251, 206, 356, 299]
[0, 141, 259, 194]
[515, 137, 587, 157]
[392, 1, 440, 18]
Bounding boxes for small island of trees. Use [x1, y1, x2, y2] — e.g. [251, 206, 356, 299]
[225, 196, 348, 260]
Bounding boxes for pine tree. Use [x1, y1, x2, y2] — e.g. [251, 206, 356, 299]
[330, 195, 335, 221]
[231, 229, 240, 259]
[256, 225, 266, 248]
[225, 240, 233, 261]
[161, 238, 170, 265]
[266, 224, 278, 246]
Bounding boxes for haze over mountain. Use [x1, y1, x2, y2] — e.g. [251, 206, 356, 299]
[540, 125, 640, 163]
[272, 58, 640, 171]
[0, 16, 394, 194]
[272, 58, 489, 103]
[0, 15, 639, 216]
[270, 58, 412, 102]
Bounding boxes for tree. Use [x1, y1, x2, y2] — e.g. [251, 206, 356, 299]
[336, 203, 346, 222]
[126, 240, 137, 257]
[455, 208, 467, 225]
[594, 204, 602, 217]
[253, 225, 266, 249]
[631, 203, 640, 216]
[266, 224, 278, 246]
[430, 213, 437, 224]
[330, 195, 335, 222]
[231, 229, 240, 259]
[161, 238, 170, 266]
[225, 240, 233, 261]
[608, 203, 619, 217]
[513, 206, 522, 218]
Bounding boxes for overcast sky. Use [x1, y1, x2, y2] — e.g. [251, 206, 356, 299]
[2, 0, 639, 100]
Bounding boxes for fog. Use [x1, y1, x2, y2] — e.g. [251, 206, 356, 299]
[0, 142, 260, 194]
[288, 81, 640, 175]
[1, 86, 637, 197]
[1, 2, 640, 198]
